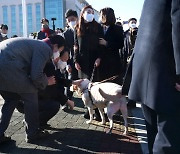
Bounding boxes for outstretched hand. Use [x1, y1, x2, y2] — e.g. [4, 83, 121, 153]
[94, 58, 101, 67]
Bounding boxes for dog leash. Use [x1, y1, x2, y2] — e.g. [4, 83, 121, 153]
[90, 65, 119, 83]
[90, 65, 96, 82]
[88, 74, 119, 105]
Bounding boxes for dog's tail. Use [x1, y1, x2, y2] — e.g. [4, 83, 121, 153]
[98, 88, 122, 102]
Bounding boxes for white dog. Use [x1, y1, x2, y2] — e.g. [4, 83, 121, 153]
[73, 79, 128, 134]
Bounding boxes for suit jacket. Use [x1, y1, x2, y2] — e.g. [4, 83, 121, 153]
[64, 28, 74, 60]
[0, 34, 8, 42]
[128, 0, 180, 114]
[0, 38, 52, 93]
[63, 28, 78, 80]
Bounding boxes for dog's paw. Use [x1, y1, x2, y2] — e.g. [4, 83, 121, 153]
[100, 121, 106, 125]
[86, 120, 92, 124]
[106, 129, 112, 134]
[123, 127, 128, 135]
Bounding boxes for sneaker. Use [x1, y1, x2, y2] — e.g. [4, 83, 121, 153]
[61, 104, 69, 112]
[26, 130, 49, 143]
[0, 135, 11, 144]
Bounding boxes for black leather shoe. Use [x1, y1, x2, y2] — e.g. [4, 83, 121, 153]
[83, 110, 90, 119]
[0, 135, 11, 144]
[127, 100, 136, 108]
[93, 113, 101, 121]
[40, 123, 51, 130]
[26, 130, 49, 143]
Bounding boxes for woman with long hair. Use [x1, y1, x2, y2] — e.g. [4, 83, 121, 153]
[74, 5, 104, 120]
[74, 5, 104, 81]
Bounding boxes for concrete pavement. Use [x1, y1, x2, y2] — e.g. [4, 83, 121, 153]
[0, 95, 148, 154]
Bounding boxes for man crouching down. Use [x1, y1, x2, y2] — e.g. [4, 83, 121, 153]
[0, 35, 77, 143]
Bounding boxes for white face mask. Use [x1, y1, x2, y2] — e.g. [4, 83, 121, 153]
[57, 59, 67, 71]
[42, 24, 49, 29]
[98, 16, 102, 23]
[68, 21, 76, 29]
[53, 51, 60, 60]
[129, 23, 137, 29]
[83, 12, 94, 22]
[1, 33, 7, 37]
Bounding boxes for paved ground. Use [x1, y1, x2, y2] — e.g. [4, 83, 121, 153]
[0, 95, 148, 154]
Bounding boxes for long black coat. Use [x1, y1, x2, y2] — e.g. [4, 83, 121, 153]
[128, 0, 180, 114]
[74, 22, 104, 80]
[99, 25, 124, 84]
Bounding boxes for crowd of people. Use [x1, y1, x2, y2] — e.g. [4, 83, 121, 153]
[0, 1, 180, 153]
[0, 5, 137, 144]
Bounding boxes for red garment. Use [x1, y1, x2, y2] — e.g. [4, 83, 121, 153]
[41, 28, 50, 37]
[43, 38, 52, 49]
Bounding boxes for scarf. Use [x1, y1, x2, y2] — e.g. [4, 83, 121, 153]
[41, 28, 50, 37]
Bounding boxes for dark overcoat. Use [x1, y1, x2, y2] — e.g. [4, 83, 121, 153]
[99, 24, 124, 84]
[128, 0, 180, 114]
[74, 22, 104, 80]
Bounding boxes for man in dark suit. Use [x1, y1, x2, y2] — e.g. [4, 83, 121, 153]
[123, 18, 138, 108]
[62, 10, 79, 110]
[63, 9, 78, 80]
[0, 35, 65, 143]
[127, 0, 180, 153]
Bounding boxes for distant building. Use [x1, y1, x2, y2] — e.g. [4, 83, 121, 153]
[0, 0, 97, 37]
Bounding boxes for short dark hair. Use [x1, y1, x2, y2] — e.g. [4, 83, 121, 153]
[100, 7, 116, 26]
[128, 18, 137, 23]
[49, 35, 65, 48]
[41, 18, 49, 24]
[0, 24, 8, 30]
[60, 47, 69, 57]
[11, 35, 18, 38]
[65, 9, 78, 18]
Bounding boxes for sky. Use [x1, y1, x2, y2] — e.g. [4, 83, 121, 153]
[86, 0, 145, 22]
